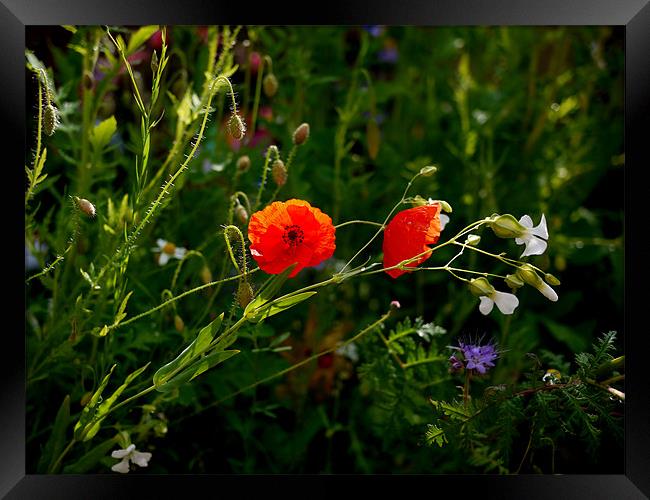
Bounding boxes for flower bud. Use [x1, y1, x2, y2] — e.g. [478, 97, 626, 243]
[516, 264, 543, 288]
[235, 204, 249, 225]
[544, 273, 561, 286]
[237, 281, 254, 308]
[263, 73, 278, 97]
[43, 104, 59, 136]
[488, 214, 527, 239]
[228, 113, 246, 140]
[465, 234, 481, 246]
[200, 265, 212, 285]
[468, 277, 496, 297]
[390, 300, 401, 310]
[437, 200, 453, 213]
[271, 159, 287, 186]
[504, 273, 525, 290]
[419, 165, 437, 176]
[292, 122, 310, 146]
[174, 314, 185, 333]
[75, 197, 96, 218]
[236, 155, 251, 172]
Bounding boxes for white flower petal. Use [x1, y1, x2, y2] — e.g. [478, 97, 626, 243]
[521, 237, 548, 257]
[538, 282, 558, 302]
[439, 214, 450, 231]
[130, 451, 152, 467]
[174, 247, 187, 259]
[111, 458, 131, 473]
[479, 297, 494, 315]
[531, 214, 549, 239]
[492, 290, 519, 314]
[156, 239, 167, 248]
[514, 236, 526, 245]
[111, 444, 135, 459]
[519, 214, 534, 229]
[158, 253, 170, 266]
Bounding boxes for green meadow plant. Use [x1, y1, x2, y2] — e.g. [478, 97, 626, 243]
[25, 26, 623, 474]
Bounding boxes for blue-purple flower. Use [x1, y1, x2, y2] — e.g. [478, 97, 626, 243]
[449, 337, 499, 375]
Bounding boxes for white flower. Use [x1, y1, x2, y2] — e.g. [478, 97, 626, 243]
[537, 281, 559, 302]
[478, 290, 519, 315]
[439, 214, 450, 231]
[110, 444, 152, 473]
[515, 214, 548, 257]
[336, 342, 359, 363]
[152, 239, 187, 265]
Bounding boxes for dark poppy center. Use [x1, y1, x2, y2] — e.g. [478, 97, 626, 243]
[283, 225, 305, 246]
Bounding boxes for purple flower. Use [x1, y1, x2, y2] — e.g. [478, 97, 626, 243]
[362, 26, 384, 38]
[377, 46, 399, 64]
[450, 337, 499, 375]
[448, 355, 464, 373]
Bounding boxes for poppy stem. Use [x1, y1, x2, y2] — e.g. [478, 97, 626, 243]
[335, 220, 385, 229]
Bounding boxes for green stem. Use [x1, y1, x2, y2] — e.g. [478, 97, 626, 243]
[48, 439, 76, 474]
[335, 220, 385, 229]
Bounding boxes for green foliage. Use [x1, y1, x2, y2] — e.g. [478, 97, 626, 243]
[25, 25, 623, 474]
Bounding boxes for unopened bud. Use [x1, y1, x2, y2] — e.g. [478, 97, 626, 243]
[465, 234, 481, 246]
[43, 104, 59, 136]
[292, 122, 310, 146]
[237, 281, 254, 308]
[468, 277, 495, 297]
[174, 314, 185, 333]
[200, 265, 212, 285]
[236, 155, 251, 172]
[235, 204, 249, 224]
[419, 165, 437, 176]
[488, 214, 527, 239]
[263, 73, 278, 97]
[437, 200, 453, 213]
[390, 300, 401, 310]
[504, 273, 525, 290]
[75, 197, 96, 218]
[228, 113, 246, 140]
[516, 264, 542, 288]
[544, 273, 561, 286]
[80, 391, 92, 407]
[272, 159, 287, 186]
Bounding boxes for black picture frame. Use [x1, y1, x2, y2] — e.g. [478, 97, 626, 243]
[5, 1, 650, 498]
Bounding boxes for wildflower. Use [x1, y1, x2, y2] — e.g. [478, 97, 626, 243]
[468, 277, 519, 315]
[382, 203, 442, 278]
[152, 239, 187, 266]
[390, 300, 401, 309]
[378, 38, 399, 64]
[336, 342, 359, 363]
[248, 199, 336, 278]
[516, 264, 558, 302]
[515, 214, 548, 257]
[448, 354, 464, 372]
[110, 444, 152, 473]
[449, 340, 499, 375]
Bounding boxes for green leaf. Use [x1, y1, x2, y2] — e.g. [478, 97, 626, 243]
[424, 424, 448, 448]
[153, 313, 224, 389]
[155, 350, 240, 393]
[245, 264, 296, 313]
[37, 395, 70, 473]
[89, 116, 117, 152]
[248, 291, 317, 324]
[544, 319, 589, 353]
[81, 362, 150, 442]
[62, 435, 120, 474]
[126, 26, 160, 56]
[73, 365, 116, 441]
[112, 291, 133, 326]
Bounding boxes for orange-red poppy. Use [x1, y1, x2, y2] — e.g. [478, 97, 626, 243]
[382, 203, 442, 278]
[248, 199, 336, 278]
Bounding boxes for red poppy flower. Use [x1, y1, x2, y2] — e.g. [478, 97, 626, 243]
[382, 203, 442, 279]
[248, 199, 336, 278]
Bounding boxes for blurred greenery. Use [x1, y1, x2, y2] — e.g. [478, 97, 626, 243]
[25, 25, 623, 474]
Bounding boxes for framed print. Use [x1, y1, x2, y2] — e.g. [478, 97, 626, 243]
[4, 0, 650, 498]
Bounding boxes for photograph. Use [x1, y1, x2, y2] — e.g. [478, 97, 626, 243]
[22, 24, 629, 477]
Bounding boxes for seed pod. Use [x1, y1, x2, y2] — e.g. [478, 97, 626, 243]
[271, 159, 287, 186]
[43, 104, 59, 136]
[76, 197, 96, 218]
[237, 281, 254, 309]
[80, 391, 92, 407]
[292, 122, 310, 146]
[174, 314, 185, 333]
[263, 73, 278, 97]
[228, 113, 246, 140]
[200, 265, 213, 285]
[236, 155, 251, 172]
[235, 204, 249, 225]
